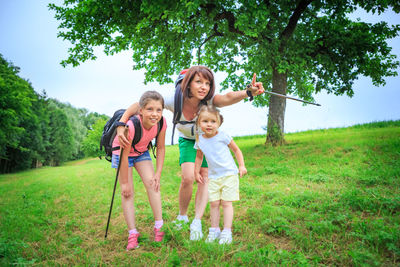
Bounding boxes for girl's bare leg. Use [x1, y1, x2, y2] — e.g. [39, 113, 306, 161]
[210, 200, 221, 228]
[135, 160, 162, 221]
[221, 201, 233, 229]
[119, 167, 136, 230]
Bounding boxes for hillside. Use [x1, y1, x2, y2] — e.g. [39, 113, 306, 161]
[1, 121, 399, 266]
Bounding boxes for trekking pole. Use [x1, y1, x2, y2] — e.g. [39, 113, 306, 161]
[248, 73, 321, 106]
[105, 125, 129, 238]
[265, 90, 321, 106]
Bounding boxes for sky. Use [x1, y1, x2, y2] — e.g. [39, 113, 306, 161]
[1, 1, 399, 143]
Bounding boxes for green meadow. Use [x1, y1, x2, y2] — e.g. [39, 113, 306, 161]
[1, 121, 399, 266]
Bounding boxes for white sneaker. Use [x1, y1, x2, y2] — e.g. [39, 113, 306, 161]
[173, 215, 189, 230]
[218, 230, 232, 245]
[205, 228, 221, 243]
[189, 219, 203, 241]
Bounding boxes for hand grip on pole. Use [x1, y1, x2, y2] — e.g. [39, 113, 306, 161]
[248, 73, 321, 106]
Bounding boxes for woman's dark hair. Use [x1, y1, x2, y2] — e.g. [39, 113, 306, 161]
[180, 66, 215, 102]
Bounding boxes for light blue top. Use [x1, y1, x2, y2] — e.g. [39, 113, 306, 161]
[194, 131, 238, 179]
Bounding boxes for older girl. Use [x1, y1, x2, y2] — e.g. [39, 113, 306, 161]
[112, 90, 167, 250]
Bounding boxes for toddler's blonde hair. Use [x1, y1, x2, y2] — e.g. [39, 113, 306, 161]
[195, 105, 224, 141]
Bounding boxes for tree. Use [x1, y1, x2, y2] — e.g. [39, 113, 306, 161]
[12, 91, 50, 170]
[46, 101, 75, 166]
[49, 0, 400, 144]
[30, 91, 51, 167]
[0, 54, 33, 155]
[50, 100, 88, 159]
[49, 99, 109, 160]
[0, 54, 40, 172]
[82, 117, 108, 158]
[83, 111, 108, 131]
[0, 54, 110, 172]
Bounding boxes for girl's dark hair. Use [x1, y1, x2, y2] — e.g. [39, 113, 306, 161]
[180, 66, 215, 102]
[139, 90, 164, 108]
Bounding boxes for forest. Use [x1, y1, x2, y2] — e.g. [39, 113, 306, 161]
[0, 54, 108, 173]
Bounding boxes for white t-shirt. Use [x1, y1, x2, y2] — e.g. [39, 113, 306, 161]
[163, 92, 214, 140]
[194, 131, 238, 179]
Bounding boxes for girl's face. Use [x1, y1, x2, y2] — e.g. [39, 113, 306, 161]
[139, 99, 163, 130]
[189, 74, 210, 100]
[198, 111, 219, 138]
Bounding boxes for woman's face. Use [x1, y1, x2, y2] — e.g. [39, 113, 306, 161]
[189, 74, 210, 100]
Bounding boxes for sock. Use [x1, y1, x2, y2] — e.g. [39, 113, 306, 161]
[191, 218, 201, 225]
[154, 220, 164, 229]
[222, 228, 231, 233]
[177, 214, 189, 222]
[128, 229, 139, 235]
[209, 227, 221, 233]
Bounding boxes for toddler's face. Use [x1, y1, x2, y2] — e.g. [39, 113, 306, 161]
[198, 111, 219, 137]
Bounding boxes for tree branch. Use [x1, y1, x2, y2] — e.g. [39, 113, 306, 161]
[308, 36, 329, 58]
[201, 24, 224, 47]
[280, 0, 314, 50]
[200, 3, 259, 43]
[198, 24, 224, 62]
[214, 10, 245, 35]
[261, 0, 277, 43]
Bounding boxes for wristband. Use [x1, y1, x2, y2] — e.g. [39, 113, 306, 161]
[246, 84, 254, 101]
[116, 121, 126, 127]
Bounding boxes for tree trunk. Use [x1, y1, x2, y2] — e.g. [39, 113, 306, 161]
[266, 69, 287, 145]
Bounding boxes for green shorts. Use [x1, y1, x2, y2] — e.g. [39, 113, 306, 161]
[179, 137, 208, 168]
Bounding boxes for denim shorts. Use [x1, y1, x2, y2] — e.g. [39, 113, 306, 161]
[111, 151, 152, 168]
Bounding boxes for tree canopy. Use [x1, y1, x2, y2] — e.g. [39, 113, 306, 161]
[49, 0, 400, 144]
[0, 54, 108, 173]
[81, 117, 108, 158]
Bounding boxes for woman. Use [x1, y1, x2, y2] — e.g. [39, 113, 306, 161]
[116, 66, 264, 240]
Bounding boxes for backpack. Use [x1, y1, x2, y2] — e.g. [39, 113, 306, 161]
[171, 69, 207, 144]
[100, 109, 164, 162]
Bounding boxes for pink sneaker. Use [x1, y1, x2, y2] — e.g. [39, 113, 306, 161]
[154, 228, 165, 242]
[126, 233, 140, 250]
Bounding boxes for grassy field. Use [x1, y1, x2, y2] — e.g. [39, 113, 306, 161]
[1, 121, 399, 266]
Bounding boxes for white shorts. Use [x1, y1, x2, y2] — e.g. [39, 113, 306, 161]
[208, 174, 239, 202]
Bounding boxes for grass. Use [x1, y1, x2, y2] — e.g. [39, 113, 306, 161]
[1, 120, 399, 266]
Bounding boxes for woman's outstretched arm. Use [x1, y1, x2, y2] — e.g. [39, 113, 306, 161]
[213, 73, 264, 107]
